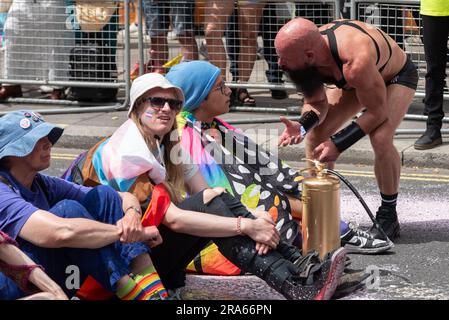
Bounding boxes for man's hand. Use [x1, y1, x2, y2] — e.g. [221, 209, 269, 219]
[278, 116, 303, 146]
[117, 209, 143, 243]
[314, 139, 341, 163]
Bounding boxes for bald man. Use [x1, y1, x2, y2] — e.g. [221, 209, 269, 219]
[274, 18, 418, 240]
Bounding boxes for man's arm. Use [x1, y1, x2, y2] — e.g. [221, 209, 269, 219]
[313, 53, 388, 162]
[344, 54, 388, 134]
[278, 86, 329, 146]
[301, 86, 330, 125]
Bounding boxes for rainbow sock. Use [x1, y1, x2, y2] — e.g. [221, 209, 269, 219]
[116, 278, 144, 300]
[133, 265, 168, 300]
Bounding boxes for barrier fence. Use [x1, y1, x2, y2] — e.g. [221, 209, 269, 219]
[0, 0, 131, 115]
[0, 0, 448, 117]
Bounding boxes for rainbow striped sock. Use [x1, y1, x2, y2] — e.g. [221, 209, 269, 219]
[134, 266, 168, 300]
[116, 278, 144, 300]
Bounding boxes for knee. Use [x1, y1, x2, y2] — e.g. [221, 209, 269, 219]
[203, 188, 224, 205]
[212, 187, 226, 195]
[84, 185, 120, 204]
[370, 130, 394, 154]
[50, 200, 90, 219]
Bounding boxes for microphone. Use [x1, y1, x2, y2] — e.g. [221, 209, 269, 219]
[154, 135, 161, 141]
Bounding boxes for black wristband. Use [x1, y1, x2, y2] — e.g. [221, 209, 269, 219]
[330, 122, 366, 153]
[298, 111, 319, 134]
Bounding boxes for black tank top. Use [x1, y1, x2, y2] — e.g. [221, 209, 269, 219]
[319, 20, 393, 89]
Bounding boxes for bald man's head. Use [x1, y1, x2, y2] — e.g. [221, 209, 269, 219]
[275, 18, 324, 97]
[275, 18, 321, 69]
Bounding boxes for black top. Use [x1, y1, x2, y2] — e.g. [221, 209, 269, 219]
[319, 20, 393, 89]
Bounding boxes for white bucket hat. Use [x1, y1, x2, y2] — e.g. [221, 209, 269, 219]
[128, 73, 185, 118]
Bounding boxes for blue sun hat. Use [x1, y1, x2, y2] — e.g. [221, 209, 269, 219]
[166, 60, 221, 112]
[0, 110, 64, 160]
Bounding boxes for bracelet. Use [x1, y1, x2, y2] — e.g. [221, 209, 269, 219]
[330, 121, 366, 153]
[298, 111, 319, 136]
[125, 206, 142, 216]
[236, 216, 242, 235]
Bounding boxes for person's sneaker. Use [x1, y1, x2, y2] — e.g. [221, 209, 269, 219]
[370, 206, 400, 240]
[414, 131, 442, 150]
[282, 248, 346, 300]
[341, 222, 394, 254]
[332, 268, 369, 299]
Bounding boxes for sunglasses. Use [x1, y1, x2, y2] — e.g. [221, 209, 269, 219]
[141, 96, 183, 112]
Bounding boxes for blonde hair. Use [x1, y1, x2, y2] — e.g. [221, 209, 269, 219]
[130, 96, 185, 204]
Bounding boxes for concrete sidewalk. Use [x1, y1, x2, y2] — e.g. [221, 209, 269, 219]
[1, 90, 448, 169]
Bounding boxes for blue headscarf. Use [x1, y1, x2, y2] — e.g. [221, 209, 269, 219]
[166, 61, 221, 112]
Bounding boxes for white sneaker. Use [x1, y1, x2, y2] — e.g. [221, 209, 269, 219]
[341, 222, 394, 254]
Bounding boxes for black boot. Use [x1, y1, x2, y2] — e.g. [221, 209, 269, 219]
[414, 127, 442, 150]
[215, 234, 346, 300]
[415, 112, 443, 150]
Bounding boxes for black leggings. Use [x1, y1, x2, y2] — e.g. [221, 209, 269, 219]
[149, 190, 300, 289]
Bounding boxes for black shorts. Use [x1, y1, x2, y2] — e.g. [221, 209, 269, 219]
[386, 56, 418, 90]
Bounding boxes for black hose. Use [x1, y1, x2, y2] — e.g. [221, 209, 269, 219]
[325, 169, 390, 241]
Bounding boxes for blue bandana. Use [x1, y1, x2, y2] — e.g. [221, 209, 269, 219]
[166, 61, 221, 112]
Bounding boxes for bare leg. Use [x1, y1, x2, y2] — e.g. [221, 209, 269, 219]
[178, 31, 199, 61]
[149, 34, 169, 73]
[237, 2, 265, 83]
[369, 84, 415, 195]
[204, 0, 234, 75]
[130, 252, 156, 274]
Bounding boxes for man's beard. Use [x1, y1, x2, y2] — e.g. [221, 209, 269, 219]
[284, 66, 323, 97]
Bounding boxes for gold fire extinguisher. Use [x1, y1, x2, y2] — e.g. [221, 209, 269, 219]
[301, 160, 341, 259]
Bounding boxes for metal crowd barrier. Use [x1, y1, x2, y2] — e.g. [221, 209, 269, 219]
[1, 0, 447, 121]
[0, 0, 131, 115]
[135, 0, 339, 91]
[352, 0, 449, 127]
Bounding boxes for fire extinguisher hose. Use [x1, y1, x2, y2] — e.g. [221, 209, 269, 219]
[325, 168, 391, 242]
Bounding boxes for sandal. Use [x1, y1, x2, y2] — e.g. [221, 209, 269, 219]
[234, 88, 256, 107]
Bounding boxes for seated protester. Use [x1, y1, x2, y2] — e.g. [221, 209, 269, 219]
[0, 110, 169, 300]
[165, 61, 393, 276]
[0, 230, 68, 300]
[69, 73, 347, 300]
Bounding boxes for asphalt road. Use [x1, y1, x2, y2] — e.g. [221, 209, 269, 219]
[46, 148, 449, 300]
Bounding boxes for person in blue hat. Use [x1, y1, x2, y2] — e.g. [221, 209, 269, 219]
[0, 110, 173, 300]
